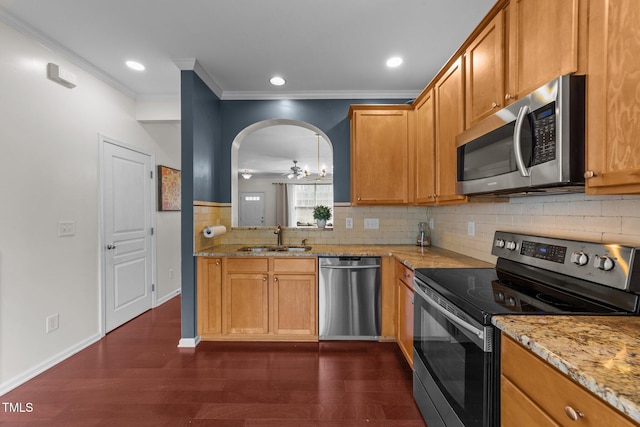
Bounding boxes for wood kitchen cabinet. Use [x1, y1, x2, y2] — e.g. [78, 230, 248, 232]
[271, 258, 317, 336]
[465, 10, 505, 128]
[197, 257, 222, 335]
[434, 57, 468, 206]
[413, 88, 437, 205]
[198, 256, 318, 342]
[396, 261, 414, 368]
[349, 105, 414, 205]
[501, 333, 637, 427]
[504, 0, 582, 103]
[584, 0, 640, 195]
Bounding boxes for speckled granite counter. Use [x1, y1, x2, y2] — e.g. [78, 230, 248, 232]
[494, 315, 640, 423]
[195, 244, 493, 270]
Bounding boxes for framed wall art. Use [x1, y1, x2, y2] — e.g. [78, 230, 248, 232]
[158, 165, 181, 211]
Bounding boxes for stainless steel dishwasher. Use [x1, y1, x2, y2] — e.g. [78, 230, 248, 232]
[318, 256, 381, 340]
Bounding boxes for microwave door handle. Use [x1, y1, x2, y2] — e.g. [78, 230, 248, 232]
[513, 105, 531, 177]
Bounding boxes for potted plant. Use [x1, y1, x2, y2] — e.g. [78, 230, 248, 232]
[313, 205, 331, 228]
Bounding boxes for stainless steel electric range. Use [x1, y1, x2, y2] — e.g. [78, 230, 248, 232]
[412, 231, 640, 427]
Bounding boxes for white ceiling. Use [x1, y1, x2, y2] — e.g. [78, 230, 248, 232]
[0, 0, 496, 100]
[0, 0, 495, 176]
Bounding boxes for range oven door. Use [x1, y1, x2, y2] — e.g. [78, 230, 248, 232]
[413, 279, 497, 427]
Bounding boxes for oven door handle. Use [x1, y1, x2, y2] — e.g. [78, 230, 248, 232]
[416, 286, 485, 341]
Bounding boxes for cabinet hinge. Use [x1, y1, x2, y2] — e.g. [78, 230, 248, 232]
[152, 283, 155, 292]
[150, 227, 154, 236]
[150, 170, 153, 179]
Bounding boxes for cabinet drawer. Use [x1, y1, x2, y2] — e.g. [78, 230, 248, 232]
[502, 335, 636, 427]
[396, 262, 414, 287]
[225, 257, 269, 272]
[272, 257, 316, 273]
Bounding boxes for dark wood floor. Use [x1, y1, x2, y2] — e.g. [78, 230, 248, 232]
[1, 296, 426, 426]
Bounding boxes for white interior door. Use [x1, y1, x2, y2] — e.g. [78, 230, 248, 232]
[239, 192, 265, 226]
[102, 138, 154, 332]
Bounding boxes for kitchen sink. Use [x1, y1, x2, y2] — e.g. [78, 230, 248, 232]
[237, 245, 312, 252]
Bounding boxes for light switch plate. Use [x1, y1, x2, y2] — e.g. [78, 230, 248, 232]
[345, 218, 353, 229]
[58, 220, 75, 236]
[364, 218, 379, 229]
[468, 221, 475, 237]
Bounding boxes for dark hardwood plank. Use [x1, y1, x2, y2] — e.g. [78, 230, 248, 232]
[1, 296, 425, 426]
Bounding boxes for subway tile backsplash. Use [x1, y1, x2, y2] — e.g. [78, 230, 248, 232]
[194, 194, 640, 264]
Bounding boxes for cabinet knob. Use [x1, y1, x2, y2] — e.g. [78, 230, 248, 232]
[262, 276, 267, 282]
[215, 261, 220, 266]
[564, 406, 584, 421]
[584, 170, 597, 179]
[274, 277, 279, 283]
[505, 93, 514, 100]
[491, 101, 500, 109]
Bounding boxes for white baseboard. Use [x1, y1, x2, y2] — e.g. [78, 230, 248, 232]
[177, 336, 200, 348]
[155, 288, 181, 307]
[0, 333, 102, 397]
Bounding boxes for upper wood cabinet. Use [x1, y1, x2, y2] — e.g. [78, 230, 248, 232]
[434, 57, 468, 206]
[505, 0, 581, 102]
[465, 10, 505, 128]
[585, 0, 640, 194]
[349, 105, 413, 205]
[413, 88, 437, 204]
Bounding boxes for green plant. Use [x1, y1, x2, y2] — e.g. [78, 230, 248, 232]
[312, 205, 332, 221]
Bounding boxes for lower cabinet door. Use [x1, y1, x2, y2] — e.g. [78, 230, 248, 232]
[224, 273, 269, 335]
[272, 274, 317, 337]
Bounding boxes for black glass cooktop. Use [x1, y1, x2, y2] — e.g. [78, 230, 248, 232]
[414, 266, 630, 325]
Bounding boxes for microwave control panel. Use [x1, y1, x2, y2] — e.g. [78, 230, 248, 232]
[531, 102, 556, 165]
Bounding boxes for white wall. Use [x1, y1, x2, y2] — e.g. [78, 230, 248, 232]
[0, 21, 180, 394]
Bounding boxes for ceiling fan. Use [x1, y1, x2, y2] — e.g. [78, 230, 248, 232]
[287, 160, 305, 179]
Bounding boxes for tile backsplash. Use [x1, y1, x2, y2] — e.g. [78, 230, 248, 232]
[194, 194, 640, 263]
[427, 193, 640, 263]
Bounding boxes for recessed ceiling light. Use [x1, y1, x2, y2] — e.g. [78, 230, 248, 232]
[386, 56, 403, 68]
[270, 76, 286, 86]
[126, 60, 145, 71]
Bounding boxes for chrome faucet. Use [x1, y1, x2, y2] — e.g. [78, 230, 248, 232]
[274, 224, 283, 246]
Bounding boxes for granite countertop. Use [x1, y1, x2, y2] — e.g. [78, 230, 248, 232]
[494, 315, 640, 423]
[195, 244, 493, 270]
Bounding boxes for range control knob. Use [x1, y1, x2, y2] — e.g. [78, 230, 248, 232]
[570, 251, 589, 266]
[594, 255, 615, 271]
[505, 241, 517, 251]
[495, 239, 505, 248]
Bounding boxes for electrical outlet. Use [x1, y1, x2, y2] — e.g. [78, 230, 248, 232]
[468, 221, 475, 237]
[169, 268, 174, 279]
[46, 313, 59, 333]
[58, 220, 75, 237]
[345, 218, 353, 229]
[429, 218, 434, 229]
[364, 218, 379, 229]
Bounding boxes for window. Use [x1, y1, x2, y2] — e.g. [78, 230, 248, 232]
[294, 184, 333, 227]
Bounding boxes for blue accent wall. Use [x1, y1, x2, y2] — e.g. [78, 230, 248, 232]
[180, 71, 221, 339]
[220, 99, 409, 203]
[180, 69, 410, 339]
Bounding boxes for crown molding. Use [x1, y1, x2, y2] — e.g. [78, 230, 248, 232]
[173, 58, 223, 99]
[0, 10, 137, 99]
[220, 89, 420, 101]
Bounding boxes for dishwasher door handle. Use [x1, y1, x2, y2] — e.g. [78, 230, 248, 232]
[320, 265, 381, 270]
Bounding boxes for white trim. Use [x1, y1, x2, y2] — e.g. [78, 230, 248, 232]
[155, 289, 181, 307]
[0, 10, 137, 99]
[173, 58, 223, 99]
[177, 336, 201, 348]
[97, 134, 157, 336]
[0, 333, 102, 396]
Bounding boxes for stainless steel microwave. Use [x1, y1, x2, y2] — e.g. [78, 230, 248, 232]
[456, 75, 585, 196]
